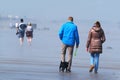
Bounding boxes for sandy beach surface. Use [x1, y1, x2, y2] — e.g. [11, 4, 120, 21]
[0, 21, 120, 80]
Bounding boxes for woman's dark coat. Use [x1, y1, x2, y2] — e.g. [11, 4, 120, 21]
[86, 26, 106, 53]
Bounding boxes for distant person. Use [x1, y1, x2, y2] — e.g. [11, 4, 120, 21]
[86, 21, 106, 73]
[26, 22, 33, 46]
[58, 16, 79, 72]
[16, 19, 27, 46]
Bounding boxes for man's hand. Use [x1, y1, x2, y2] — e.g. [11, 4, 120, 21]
[16, 32, 19, 35]
[76, 45, 79, 48]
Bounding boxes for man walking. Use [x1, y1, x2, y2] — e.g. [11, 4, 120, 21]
[58, 16, 80, 72]
[16, 19, 27, 46]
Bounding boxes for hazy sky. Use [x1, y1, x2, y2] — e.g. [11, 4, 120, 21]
[0, 0, 120, 22]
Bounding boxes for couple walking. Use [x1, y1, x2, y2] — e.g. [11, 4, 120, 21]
[16, 19, 33, 46]
[58, 16, 106, 73]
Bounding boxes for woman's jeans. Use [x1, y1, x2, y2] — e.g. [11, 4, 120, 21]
[90, 53, 100, 72]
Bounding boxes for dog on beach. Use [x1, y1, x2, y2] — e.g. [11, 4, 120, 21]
[59, 61, 68, 72]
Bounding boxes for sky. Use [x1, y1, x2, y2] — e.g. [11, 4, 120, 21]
[0, 0, 120, 22]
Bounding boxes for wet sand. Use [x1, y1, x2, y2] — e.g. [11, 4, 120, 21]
[0, 57, 120, 80]
[0, 22, 120, 80]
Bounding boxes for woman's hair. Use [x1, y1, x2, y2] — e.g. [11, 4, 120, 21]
[95, 21, 101, 27]
[28, 22, 32, 26]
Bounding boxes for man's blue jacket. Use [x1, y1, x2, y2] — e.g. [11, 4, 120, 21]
[59, 21, 79, 46]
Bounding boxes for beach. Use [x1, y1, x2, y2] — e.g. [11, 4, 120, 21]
[0, 21, 120, 80]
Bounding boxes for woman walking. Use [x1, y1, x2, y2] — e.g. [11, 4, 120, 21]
[26, 22, 33, 46]
[86, 21, 106, 73]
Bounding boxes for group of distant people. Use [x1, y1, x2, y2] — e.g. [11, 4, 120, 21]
[16, 19, 33, 46]
[15, 16, 106, 74]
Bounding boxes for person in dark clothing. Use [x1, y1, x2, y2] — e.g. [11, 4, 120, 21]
[16, 19, 27, 46]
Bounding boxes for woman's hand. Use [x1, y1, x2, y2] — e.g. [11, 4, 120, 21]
[86, 48, 89, 52]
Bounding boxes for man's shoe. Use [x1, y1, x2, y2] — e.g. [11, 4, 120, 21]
[89, 65, 94, 72]
[66, 69, 71, 72]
